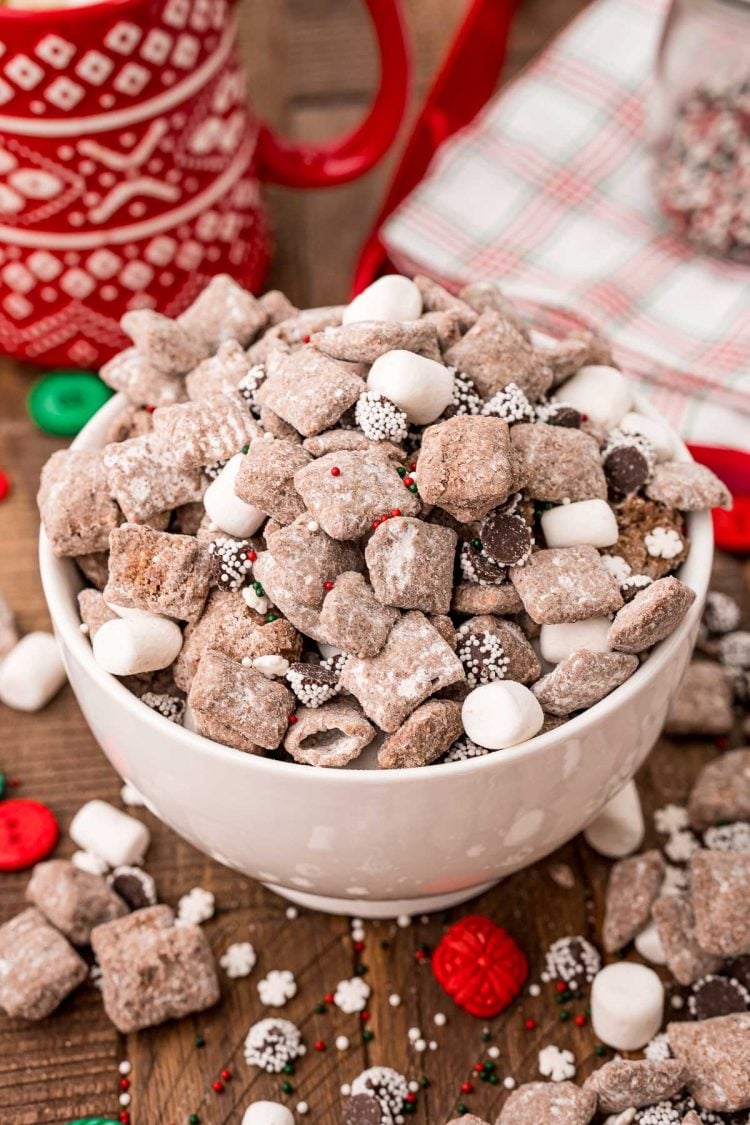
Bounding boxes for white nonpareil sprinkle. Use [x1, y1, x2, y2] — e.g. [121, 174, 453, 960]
[644, 526, 683, 560]
[258, 969, 297, 1007]
[335, 1035, 350, 1051]
[433, 1012, 447, 1026]
[141, 691, 186, 725]
[503, 1077, 516, 1090]
[220, 941, 257, 979]
[120, 781, 145, 807]
[118, 1061, 131, 1075]
[296, 1102, 309, 1115]
[488, 1045, 500, 1059]
[285, 906, 299, 920]
[644, 1032, 672, 1061]
[396, 914, 411, 928]
[389, 993, 401, 1007]
[528, 983, 541, 997]
[176, 886, 215, 927]
[333, 976, 370, 1014]
[340, 1084, 351, 1097]
[119, 1093, 131, 1107]
[407, 1027, 421, 1042]
[428, 1040, 438, 1051]
[538, 1044, 576, 1082]
[671, 994, 684, 1009]
[414, 1038, 427, 1052]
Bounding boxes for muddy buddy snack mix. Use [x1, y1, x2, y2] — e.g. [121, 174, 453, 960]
[40, 273, 727, 768]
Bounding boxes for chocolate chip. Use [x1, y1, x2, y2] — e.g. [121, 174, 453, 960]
[688, 974, 750, 1020]
[480, 511, 533, 567]
[342, 1094, 382, 1125]
[109, 867, 156, 911]
[604, 445, 651, 497]
[620, 574, 653, 603]
[546, 404, 582, 428]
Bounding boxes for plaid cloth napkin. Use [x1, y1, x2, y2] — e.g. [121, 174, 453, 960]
[382, 0, 750, 449]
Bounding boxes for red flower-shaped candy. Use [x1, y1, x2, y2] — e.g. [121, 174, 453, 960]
[432, 914, 527, 1018]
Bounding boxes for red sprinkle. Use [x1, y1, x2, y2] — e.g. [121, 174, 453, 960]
[460, 1081, 474, 1095]
[247, 550, 257, 562]
[119, 1114, 130, 1125]
[120, 1078, 130, 1090]
[288, 714, 298, 725]
[302, 334, 311, 344]
[325, 992, 334, 1004]
[353, 940, 365, 953]
[331, 466, 341, 477]
[574, 1014, 587, 1027]
[324, 581, 334, 591]
[391, 508, 401, 517]
[221, 1069, 232, 1081]
[556, 981, 567, 993]
[403, 476, 414, 487]
[473, 1062, 484, 1073]
[415, 949, 428, 963]
[145, 405, 155, 414]
[314, 1039, 326, 1051]
[0, 471, 10, 503]
[212, 1079, 224, 1093]
[409, 462, 417, 471]
[371, 519, 381, 529]
[405, 1092, 417, 1104]
[524, 1018, 537, 1030]
[360, 1010, 370, 1023]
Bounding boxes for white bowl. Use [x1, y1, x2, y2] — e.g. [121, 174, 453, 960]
[39, 394, 713, 917]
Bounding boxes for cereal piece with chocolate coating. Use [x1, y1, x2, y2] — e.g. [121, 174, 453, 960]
[295, 451, 419, 540]
[319, 572, 398, 658]
[189, 650, 292, 751]
[511, 546, 623, 624]
[613, 496, 688, 579]
[104, 524, 211, 622]
[38, 449, 122, 558]
[251, 552, 330, 643]
[414, 274, 478, 331]
[668, 1013, 750, 1113]
[311, 319, 441, 364]
[458, 279, 530, 338]
[691, 850, 750, 957]
[652, 894, 722, 985]
[258, 406, 302, 443]
[178, 273, 267, 351]
[152, 393, 260, 469]
[103, 401, 153, 445]
[102, 435, 205, 524]
[26, 859, 127, 945]
[276, 305, 345, 346]
[340, 611, 464, 731]
[365, 517, 457, 614]
[174, 589, 301, 691]
[423, 309, 463, 351]
[284, 699, 375, 767]
[607, 576, 696, 653]
[121, 309, 206, 375]
[378, 699, 463, 768]
[259, 289, 298, 325]
[417, 416, 523, 522]
[266, 515, 364, 609]
[532, 650, 638, 716]
[234, 439, 311, 524]
[91, 904, 219, 1033]
[583, 1058, 686, 1112]
[496, 1081, 597, 1125]
[445, 310, 552, 400]
[602, 850, 665, 951]
[665, 661, 734, 736]
[688, 749, 750, 830]
[451, 582, 523, 617]
[78, 589, 117, 639]
[256, 348, 365, 437]
[0, 907, 87, 1020]
[100, 347, 187, 408]
[303, 429, 404, 461]
[185, 340, 256, 400]
[538, 330, 614, 386]
[76, 551, 110, 591]
[511, 423, 607, 503]
[647, 461, 732, 511]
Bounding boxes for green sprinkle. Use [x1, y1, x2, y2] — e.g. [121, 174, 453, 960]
[397, 466, 407, 477]
[283, 1063, 295, 1075]
[281, 1081, 294, 1094]
[489, 1074, 499, 1085]
[362, 1029, 374, 1041]
[479, 1071, 489, 1082]
[481, 1031, 491, 1042]
[380, 940, 390, 950]
[404, 1104, 416, 1115]
[560, 1010, 569, 1021]
[314, 1002, 326, 1014]
[0, 772, 4, 800]
[456, 1106, 468, 1116]
[188, 1116, 200, 1125]
[420, 1077, 430, 1088]
[241, 444, 250, 454]
[408, 483, 418, 493]
[595, 1044, 606, 1056]
[355, 963, 368, 976]
[195, 1035, 205, 1048]
[253, 581, 265, 596]
[266, 612, 278, 622]
[484, 1061, 496, 1071]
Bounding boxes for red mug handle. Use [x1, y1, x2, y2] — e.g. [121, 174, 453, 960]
[254, 0, 410, 188]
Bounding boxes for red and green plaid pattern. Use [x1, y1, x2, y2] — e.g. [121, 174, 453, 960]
[383, 0, 750, 448]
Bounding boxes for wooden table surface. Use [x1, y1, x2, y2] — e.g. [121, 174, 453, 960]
[1, 1, 746, 1122]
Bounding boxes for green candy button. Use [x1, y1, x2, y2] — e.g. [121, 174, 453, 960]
[28, 372, 113, 437]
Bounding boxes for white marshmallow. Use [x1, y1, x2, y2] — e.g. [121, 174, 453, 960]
[553, 365, 633, 428]
[541, 499, 619, 549]
[343, 275, 422, 325]
[93, 616, 183, 676]
[540, 617, 612, 664]
[591, 961, 664, 1050]
[583, 781, 644, 858]
[204, 453, 265, 539]
[620, 411, 675, 462]
[367, 349, 454, 425]
[317, 642, 343, 660]
[634, 920, 668, 966]
[461, 681, 544, 750]
[603, 1112, 636, 1125]
[106, 603, 161, 621]
[0, 632, 66, 712]
[241, 1103, 294, 1125]
[71, 849, 110, 875]
[70, 799, 150, 867]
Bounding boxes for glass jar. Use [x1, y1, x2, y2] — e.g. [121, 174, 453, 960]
[650, 0, 750, 262]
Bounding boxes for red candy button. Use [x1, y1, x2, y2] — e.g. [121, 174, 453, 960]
[0, 799, 58, 872]
[432, 914, 527, 1018]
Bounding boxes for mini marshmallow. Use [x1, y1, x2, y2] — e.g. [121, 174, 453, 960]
[553, 366, 633, 428]
[317, 642, 344, 660]
[591, 961, 664, 1051]
[583, 780, 644, 858]
[367, 349, 455, 425]
[620, 412, 674, 463]
[204, 453, 265, 539]
[343, 275, 422, 325]
[70, 799, 150, 867]
[241, 1104, 294, 1125]
[71, 850, 110, 875]
[634, 921, 668, 965]
[541, 499, 619, 549]
[92, 616, 183, 676]
[0, 632, 66, 712]
[107, 603, 162, 621]
[461, 681, 544, 750]
[540, 618, 612, 664]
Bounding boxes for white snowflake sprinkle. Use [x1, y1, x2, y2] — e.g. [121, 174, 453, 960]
[644, 527, 684, 560]
[334, 976, 370, 1013]
[242, 585, 271, 615]
[664, 829, 699, 863]
[258, 969, 297, 1007]
[220, 941, 256, 978]
[600, 554, 632, 582]
[654, 805, 689, 835]
[176, 887, 215, 926]
[538, 1044, 576, 1082]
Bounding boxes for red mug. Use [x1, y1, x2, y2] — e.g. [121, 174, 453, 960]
[0, 0, 409, 368]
